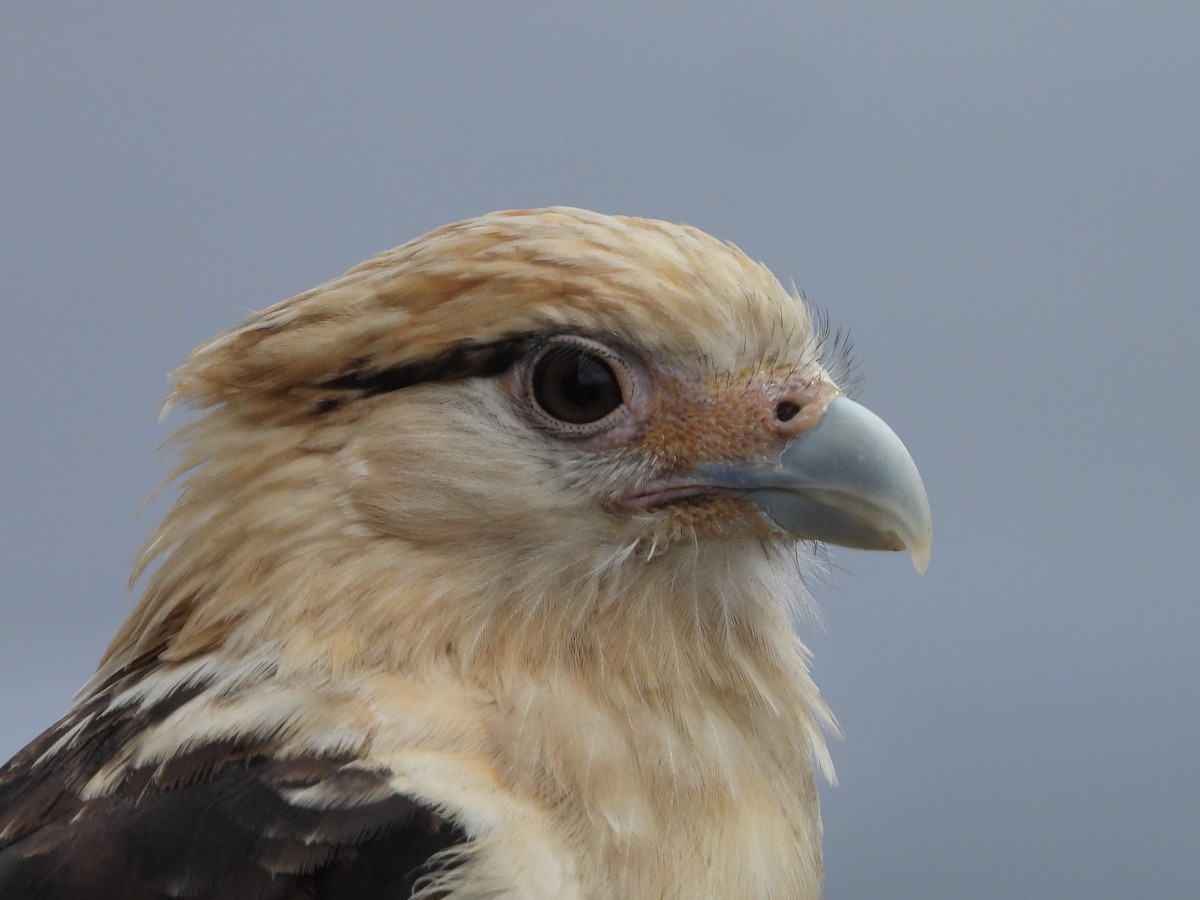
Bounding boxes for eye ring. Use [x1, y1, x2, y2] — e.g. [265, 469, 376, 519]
[526, 338, 629, 434]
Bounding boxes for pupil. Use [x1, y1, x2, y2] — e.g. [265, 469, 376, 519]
[569, 356, 607, 408]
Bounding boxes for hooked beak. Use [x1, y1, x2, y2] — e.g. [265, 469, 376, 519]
[693, 396, 932, 573]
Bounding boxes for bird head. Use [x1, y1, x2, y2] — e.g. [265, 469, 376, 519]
[104, 208, 929, 683]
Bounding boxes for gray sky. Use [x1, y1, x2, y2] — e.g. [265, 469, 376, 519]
[2, 4, 1197, 898]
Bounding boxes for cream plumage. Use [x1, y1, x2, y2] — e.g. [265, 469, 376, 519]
[0, 207, 930, 899]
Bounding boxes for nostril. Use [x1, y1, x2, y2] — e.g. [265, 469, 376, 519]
[775, 400, 802, 423]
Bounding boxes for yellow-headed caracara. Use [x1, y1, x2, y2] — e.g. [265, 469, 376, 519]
[0, 208, 931, 899]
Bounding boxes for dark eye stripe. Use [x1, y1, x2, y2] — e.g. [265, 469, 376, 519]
[321, 335, 540, 396]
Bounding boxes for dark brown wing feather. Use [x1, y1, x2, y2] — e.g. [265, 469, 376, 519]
[0, 669, 467, 899]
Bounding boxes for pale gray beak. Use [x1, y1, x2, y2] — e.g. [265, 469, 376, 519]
[696, 396, 932, 572]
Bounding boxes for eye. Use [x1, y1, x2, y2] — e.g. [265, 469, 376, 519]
[530, 341, 626, 426]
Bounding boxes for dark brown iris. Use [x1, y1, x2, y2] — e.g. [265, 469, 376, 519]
[531, 345, 624, 424]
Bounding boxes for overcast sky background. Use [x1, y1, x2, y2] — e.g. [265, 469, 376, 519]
[2, 4, 1197, 898]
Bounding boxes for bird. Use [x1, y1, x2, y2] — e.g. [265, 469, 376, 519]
[0, 207, 931, 899]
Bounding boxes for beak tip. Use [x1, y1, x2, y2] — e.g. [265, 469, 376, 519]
[902, 496, 933, 575]
[909, 539, 931, 575]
